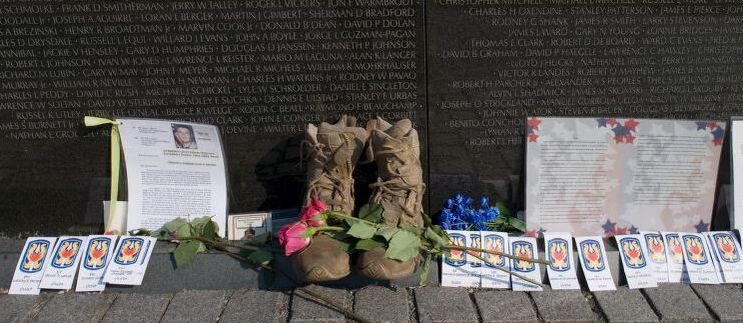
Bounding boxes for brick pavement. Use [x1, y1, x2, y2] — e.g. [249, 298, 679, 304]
[2, 284, 739, 323]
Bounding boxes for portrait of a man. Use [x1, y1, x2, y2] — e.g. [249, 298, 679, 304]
[172, 124, 197, 149]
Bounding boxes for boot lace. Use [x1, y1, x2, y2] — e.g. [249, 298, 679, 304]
[300, 136, 355, 210]
[369, 146, 425, 222]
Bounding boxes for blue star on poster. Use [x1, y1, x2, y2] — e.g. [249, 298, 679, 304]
[602, 220, 616, 234]
[694, 220, 709, 233]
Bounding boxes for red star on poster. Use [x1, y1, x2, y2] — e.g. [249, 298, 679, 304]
[607, 118, 618, 127]
[613, 227, 628, 235]
[614, 135, 624, 144]
[707, 121, 718, 130]
[528, 133, 539, 142]
[527, 118, 542, 130]
[625, 119, 639, 131]
[714, 137, 723, 146]
[625, 134, 636, 144]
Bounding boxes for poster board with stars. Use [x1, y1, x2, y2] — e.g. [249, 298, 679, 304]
[525, 117, 725, 237]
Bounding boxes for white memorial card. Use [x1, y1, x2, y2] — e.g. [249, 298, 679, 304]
[661, 232, 690, 283]
[117, 119, 228, 237]
[615, 234, 657, 289]
[39, 236, 87, 290]
[526, 118, 725, 236]
[9, 237, 57, 295]
[103, 236, 156, 285]
[704, 231, 743, 283]
[575, 237, 616, 291]
[679, 233, 718, 284]
[510, 237, 542, 291]
[441, 230, 481, 287]
[481, 232, 511, 289]
[641, 231, 670, 283]
[76, 235, 118, 292]
[544, 232, 580, 290]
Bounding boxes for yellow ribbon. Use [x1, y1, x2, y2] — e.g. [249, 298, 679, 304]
[84, 116, 121, 233]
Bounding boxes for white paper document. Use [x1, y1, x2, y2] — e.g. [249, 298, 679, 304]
[103, 236, 156, 286]
[679, 233, 718, 284]
[641, 231, 670, 283]
[731, 118, 743, 230]
[480, 232, 511, 289]
[117, 118, 228, 237]
[526, 118, 725, 236]
[9, 237, 57, 295]
[575, 236, 616, 291]
[39, 236, 88, 290]
[662, 232, 690, 283]
[509, 237, 542, 291]
[441, 230, 481, 287]
[543, 232, 580, 290]
[615, 234, 657, 289]
[704, 231, 743, 283]
[76, 235, 118, 292]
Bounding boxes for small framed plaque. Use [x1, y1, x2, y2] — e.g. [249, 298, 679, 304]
[228, 213, 271, 241]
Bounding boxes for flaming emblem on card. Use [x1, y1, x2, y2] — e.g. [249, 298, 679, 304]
[484, 235, 505, 267]
[445, 234, 466, 267]
[580, 240, 605, 272]
[667, 234, 684, 264]
[644, 234, 667, 264]
[713, 233, 739, 263]
[548, 239, 570, 272]
[20, 240, 49, 273]
[52, 238, 82, 268]
[470, 234, 482, 267]
[115, 238, 143, 265]
[620, 238, 646, 268]
[512, 241, 535, 272]
[683, 235, 708, 265]
[84, 238, 111, 270]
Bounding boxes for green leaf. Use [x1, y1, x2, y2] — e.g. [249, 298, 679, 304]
[509, 217, 526, 232]
[400, 224, 422, 236]
[173, 240, 202, 267]
[419, 253, 432, 287]
[424, 227, 449, 248]
[247, 249, 273, 265]
[358, 203, 384, 223]
[496, 201, 511, 217]
[175, 223, 193, 239]
[347, 221, 377, 239]
[201, 220, 219, 240]
[385, 230, 421, 262]
[377, 226, 400, 241]
[336, 239, 352, 252]
[355, 238, 385, 251]
[197, 243, 208, 253]
[161, 218, 188, 233]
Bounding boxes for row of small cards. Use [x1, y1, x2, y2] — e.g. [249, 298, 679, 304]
[9, 235, 156, 295]
[442, 230, 743, 291]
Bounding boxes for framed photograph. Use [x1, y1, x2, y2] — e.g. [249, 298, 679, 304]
[228, 213, 271, 241]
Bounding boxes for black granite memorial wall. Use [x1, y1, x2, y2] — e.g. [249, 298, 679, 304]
[0, 0, 425, 234]
[427, 2, 743, 211]
[2, 1, 743, 234]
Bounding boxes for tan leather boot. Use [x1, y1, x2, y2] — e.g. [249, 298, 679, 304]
[357, 117, 425, 280]
[292, 115, 367, 282]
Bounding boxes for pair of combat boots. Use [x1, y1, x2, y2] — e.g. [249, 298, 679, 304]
[293, 115, 425, 282]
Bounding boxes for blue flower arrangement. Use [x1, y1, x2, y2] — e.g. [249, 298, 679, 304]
[439, 194, 525, 232]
